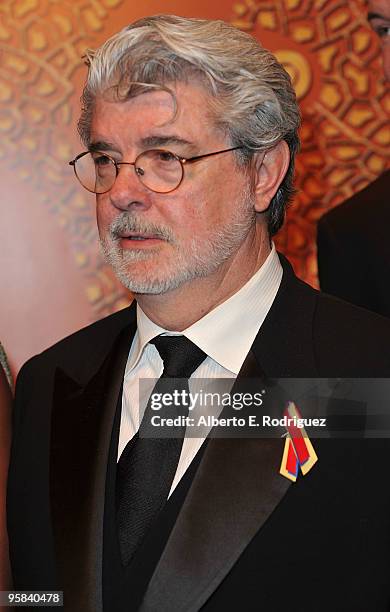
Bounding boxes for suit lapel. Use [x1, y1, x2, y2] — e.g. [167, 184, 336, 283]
[252, 254, 318, 379]
[140, 256, 319, 612]
[50, 308, 137, 612]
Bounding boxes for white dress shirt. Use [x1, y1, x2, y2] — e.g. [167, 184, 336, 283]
[118, 244, 283, 495]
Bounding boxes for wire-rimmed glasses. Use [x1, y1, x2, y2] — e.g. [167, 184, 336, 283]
[69, 146, 243, 195]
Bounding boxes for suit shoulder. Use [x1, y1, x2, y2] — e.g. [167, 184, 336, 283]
[318, 169, 390, 235]
[17, 304, 135, 384]
[42, 304, 133, 357]
[313, 291, 390, 374]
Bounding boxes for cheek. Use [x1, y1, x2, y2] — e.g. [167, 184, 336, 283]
[173, 193, 222, 236]
[177, 179, 230, 227]
[95, 196, 111, 236]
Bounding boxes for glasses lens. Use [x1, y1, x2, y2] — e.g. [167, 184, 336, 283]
[135, 150, 183, 193]
[74, 152, 116, 194]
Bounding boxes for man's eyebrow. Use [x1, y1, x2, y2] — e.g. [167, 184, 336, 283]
[140, 135, 195, 148]
[367, 12, 387, 21]
[88, 141, 117, 152]
[87, 136, 195, 153]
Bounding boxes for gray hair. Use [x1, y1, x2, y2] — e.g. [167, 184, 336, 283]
[79, 14, 300, 235]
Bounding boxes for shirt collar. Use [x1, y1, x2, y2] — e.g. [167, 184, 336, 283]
[126, 244, 282, 376]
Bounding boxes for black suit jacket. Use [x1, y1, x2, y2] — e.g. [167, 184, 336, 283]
[317, 169, 390, 318]
[7, 256, 390, 611]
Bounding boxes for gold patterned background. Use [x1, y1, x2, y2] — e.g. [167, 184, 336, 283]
[0, 0, 389, 371]
[234, 0, 389, 282]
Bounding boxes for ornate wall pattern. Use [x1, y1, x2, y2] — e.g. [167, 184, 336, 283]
[0, 0, 130, 320]
[0, 0, 388, 332]
[232, 0, 389, 284]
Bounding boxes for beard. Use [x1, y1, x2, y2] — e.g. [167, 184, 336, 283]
[99, 186, 256, 295]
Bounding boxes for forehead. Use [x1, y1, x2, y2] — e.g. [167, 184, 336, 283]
[367, 0, 390, 17]
[89, 81, 219, 146]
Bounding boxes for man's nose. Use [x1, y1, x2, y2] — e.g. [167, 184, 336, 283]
[109, 163, 152, 212]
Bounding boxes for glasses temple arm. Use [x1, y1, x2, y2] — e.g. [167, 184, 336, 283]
[184, 146, 243, 164]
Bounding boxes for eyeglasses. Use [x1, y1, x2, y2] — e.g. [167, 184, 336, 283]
[69, 146, 243, 195]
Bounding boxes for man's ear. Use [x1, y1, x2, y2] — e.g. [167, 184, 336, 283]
[252, 140, 290, 213]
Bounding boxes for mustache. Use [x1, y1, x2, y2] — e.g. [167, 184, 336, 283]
[108, 212, 175, 242]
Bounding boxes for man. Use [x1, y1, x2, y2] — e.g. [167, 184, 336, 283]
[7, 14, 390, 612]
[317, 0, 390, 317]
[0, 352, 12, 594]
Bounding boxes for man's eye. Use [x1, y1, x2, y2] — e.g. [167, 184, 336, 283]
[93, 154, 112, 166]
[371, 22, 390, 38]
[158, 151, 176, 162]
[376, 25, 390, 38]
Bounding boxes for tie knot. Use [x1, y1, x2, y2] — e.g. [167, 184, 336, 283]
[150, 335, 206, 378]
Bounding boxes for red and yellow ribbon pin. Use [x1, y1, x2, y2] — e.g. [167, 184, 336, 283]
[279, 401, 318, 482]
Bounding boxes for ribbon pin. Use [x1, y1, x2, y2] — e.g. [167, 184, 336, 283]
[279, 401, 318, 482]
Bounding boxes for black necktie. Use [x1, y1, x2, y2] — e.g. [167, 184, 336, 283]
[116, 335, 206, 566]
